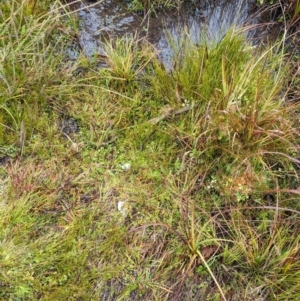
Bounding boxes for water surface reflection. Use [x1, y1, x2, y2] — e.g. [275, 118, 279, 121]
[75, 0, 256, 66]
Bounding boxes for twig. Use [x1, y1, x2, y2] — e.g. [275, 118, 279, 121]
[147, 104, 195, 124]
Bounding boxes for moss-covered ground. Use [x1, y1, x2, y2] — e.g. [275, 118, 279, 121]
[0, 1, 300, 300]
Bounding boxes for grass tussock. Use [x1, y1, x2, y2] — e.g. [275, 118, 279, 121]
[0, 1, 300, 300]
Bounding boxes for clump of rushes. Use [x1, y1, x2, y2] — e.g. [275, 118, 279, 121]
[151, 30, 299, 204]
[102, 36, 157, 92]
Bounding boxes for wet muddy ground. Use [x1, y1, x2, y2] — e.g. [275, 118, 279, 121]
[68, 0, 258, 67]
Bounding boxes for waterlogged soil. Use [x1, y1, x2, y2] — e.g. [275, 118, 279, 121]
[69, 0, 258, 68]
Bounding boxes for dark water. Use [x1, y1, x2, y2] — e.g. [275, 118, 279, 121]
[70, 0, 257, 67]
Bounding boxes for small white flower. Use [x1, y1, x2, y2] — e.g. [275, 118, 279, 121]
[117, 201, 127, 217]
[119, 163, 131, 170]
